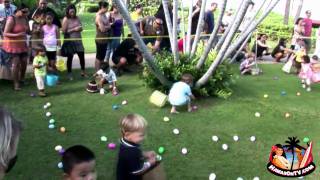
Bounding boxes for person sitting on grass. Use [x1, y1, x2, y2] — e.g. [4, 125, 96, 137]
[239, 53, 256, 75]
[271, 38, 294, 62]
[168, 73, 196, 114]
[62, 145, 97, 180]
[117, 114, 158, 180]
[93, 62, 118, 96]
[33, 45, 48, 97]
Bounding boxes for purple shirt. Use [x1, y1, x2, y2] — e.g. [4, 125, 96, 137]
[303, 18, 313, 37]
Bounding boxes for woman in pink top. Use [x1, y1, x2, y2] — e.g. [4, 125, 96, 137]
[2, 4, 29, 90]
[303, 10, 313, 53]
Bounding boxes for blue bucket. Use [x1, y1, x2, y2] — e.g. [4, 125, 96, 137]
[46, 74, 59, 87]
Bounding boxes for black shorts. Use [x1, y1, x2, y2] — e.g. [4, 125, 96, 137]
[46, 51, 57, 61]
[95, 41, 108, 61]
[112, 56, 121, 65]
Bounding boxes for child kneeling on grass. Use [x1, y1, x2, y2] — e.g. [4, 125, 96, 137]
[33, 45, 48, 97]
[93, 62, 118, 95]
[117, 114, 159, 180]
[168, 73, 196, 114]
[62, 145, 97, 180]
[239, 53, 256, 75]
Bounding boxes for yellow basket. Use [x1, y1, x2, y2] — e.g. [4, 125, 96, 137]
[56, 56, 67, 72]
[149, 90, 168, 108]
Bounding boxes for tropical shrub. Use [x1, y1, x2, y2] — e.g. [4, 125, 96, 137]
[128, 0, 160, 16]
[141, 52, 235, 98]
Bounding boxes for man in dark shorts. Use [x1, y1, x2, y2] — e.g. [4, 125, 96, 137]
[29, 0, 61, 28]
[112, 37, 142, 74]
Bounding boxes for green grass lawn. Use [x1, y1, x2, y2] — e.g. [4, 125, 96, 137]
[1, 64, 320, 179]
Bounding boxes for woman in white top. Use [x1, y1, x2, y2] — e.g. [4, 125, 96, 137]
[291, 18, 305, 49]
[314, 27, 320, 57]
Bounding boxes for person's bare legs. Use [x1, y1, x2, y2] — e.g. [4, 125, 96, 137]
[11, 56, 21, 90]
[170, 106, 179, 114]
[95, 59, 101, 71]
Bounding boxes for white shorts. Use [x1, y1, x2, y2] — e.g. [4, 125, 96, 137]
[35, 76, 45, 90]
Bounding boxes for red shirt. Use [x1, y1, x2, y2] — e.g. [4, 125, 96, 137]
[303, 18, 313, 37]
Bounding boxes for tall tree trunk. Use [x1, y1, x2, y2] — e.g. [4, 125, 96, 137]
[113, 0, 171, 86]
[196, 0, 227, 69]
[190, 0, 207, 57]
[294, 0, 304, 24]
[172, 0, 179, 64]
[283, 0, 291, 25]
[186, 0, 194, 54]
[162, 0, 174, 50]
[229, 31, 253, 63]
[196, 0, 253, 88]
[214, 0, 245, 52]
[223, 0, 280, 60]
[181, 0, 186, 53]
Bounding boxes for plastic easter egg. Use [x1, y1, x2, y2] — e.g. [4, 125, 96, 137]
[233, 135, 239, 142]
[46, 102, 51, 107]
[30, 92, 36, 97]
[163, 117, 170, 122]
[100, 88, 105, 95]
[108, 143, 116, 150]
[100, 136, 108, 142]
[112, 105, 119, 110]
[122, 100, 128, 105]
[55, 145, 63, 151]
[222, 144, 228, 150]
[255, 112, 261, 117]
[46, 112, 51, 117]
[173, 128, 180, 135]
[49, 119, 55, 124]
[58, 148, 65, 155]
[212, 136, 219, 142]
[253, 177, 260, 180]
[250, 136, 256, 142]
[285, 112, 291, 118]
[58, 162, 63, 169]
[181, 148, 188, 154]
[237, 177, 244, 180]
[281, 91, 287, 96]
[263, 94, 268, 98]
[156, 154, 162, 161]
[49, 124, 55, 129]
[303, 137, 310, 143]
[60, 127, 66, 133]
[209, 173, 216, 180]
[158, 147, 165, 154]
[43, 105, 48, 109]
[296, 92, 301, 96]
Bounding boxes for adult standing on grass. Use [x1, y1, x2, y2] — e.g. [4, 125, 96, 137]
[303, 10, 313, 53]
[0, 107, 22, 179]
[155, 3, 173, 51]
[105, 5, 124, 63]
[95, 1, 111, 71]
[204, 2, 217, 35]
[0, 0, 16, 37]
[2, 4, 30, 90]
[61, 4, 87, 80]
[139, 16, 164, 52]
[130, 4, 143, 30]
[291, 18, 305, 50]
[29, 0, 61, 29]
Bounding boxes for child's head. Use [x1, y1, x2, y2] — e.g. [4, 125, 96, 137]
[45, 12, 54, 25]
[35, 45, 46, 56]
[62, 145, 96, 180]
[302, 55, 310, 63]
[120, 114, 148, 144]
[100, 62, 110, 72]
[181, 73, 194, 86]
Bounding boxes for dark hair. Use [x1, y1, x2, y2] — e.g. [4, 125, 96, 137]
[65, 4, 77, 19]
[302, 55, 310, 63]
[98, 1, 109, 10]
[312, 55, 319, 60]
[278, 38, 287, 46]
[100, 62, 110, 72]
[272, 144, 287, 158]
[15, 3, 28, 14]
[45, 11, 54, 18]
[295, 17, 303, 25]
[35, 44, 46, 54]
[135, 4, 142, 9]
[62, 145, 95, 174]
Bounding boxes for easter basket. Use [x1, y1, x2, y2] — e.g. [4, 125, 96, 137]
[56, 56, 67, 72]
[86, 80, 99, 93]
[149, 90, 168, 108]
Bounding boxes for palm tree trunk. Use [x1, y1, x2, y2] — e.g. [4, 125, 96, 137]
[294, 0, 304, 24]
[214, 0, 245, 52]
[229, 31, 253, 63]
[113, 0, 171, 86]
[186, 0, 194, 54]
[196, 0, 227, 69]
[196, 0, 253, 88]
[283, 0, 291, 25]
[223, 0, 280, 60]
[181, 0, 186, 53]
[172, 0, 179, 64]
[190, 0, 207, 58]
